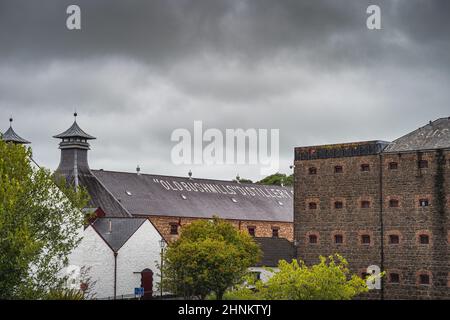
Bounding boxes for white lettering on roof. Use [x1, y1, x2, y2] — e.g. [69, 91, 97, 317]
[152, 178, 292, 199]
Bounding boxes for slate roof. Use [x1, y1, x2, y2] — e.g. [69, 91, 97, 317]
[92, 217, 147, 252]
[254, 237, 295, 267]
[78, 172, 131, 217]
[89, 170, 293, 222]
[2, 126, 31, 144]
[383, 117, 450, 153]
[53, 121, 96, 140]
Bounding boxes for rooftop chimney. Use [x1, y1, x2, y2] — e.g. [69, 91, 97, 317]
[136, 165, 141, 176]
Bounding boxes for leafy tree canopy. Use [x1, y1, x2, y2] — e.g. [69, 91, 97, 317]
[257, 173, 293, 186]
[0, 140, 88, 299]
[227, 254, 369, 300]
[161, 217, 261, 300]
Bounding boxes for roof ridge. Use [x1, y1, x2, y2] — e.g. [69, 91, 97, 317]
[92, 168, 292, 188]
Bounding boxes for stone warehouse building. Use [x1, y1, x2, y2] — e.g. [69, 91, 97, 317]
[294, 117, 450, 299]
[53, 114, 294, 242]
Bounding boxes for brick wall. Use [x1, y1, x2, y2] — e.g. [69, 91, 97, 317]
[294, 154, 382, 299]
[293, 148, 450, 299]
[381, 150, 450, 299]
[148, 216, 293, 242]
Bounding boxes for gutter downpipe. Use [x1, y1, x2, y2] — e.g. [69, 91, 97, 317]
[378, 153, 385, 300]
[114, 252, 118, 300]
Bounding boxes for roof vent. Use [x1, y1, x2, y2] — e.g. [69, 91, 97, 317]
[181, 194, 187, 200]
[107, 219, 112, 234]
[136, 165, 141, 176]
[126, 191, 132, 196]
[231, 198, 238, 203]
[188, 169, 193, 180]
[278, 201, 284, 206]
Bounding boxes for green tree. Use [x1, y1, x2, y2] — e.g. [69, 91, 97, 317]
[257, 173, 293, 186]
[0, 140, 88, 299]
[229, 254, 369, 300]
[160, 217, 261, 300]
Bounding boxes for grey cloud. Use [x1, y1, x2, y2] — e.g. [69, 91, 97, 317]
[0, 0, 449, 181]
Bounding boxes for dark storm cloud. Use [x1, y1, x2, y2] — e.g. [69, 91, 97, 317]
[0, 0, 449, 180]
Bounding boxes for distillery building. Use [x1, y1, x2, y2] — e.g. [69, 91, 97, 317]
[293, 117, 450, 299]
[53, 114, 294, 242]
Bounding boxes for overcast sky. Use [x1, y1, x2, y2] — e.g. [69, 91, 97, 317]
[1, 0, 449, 181]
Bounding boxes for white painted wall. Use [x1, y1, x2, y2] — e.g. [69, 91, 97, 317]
[69, 226, 115, 299]
[68, 220, 163, 299]
[116, 220, 163, 297]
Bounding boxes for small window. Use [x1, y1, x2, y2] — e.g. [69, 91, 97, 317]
[361, 201, 371, 208]
[418, 160, 428, 169]
[389, 273, 400, 284]
[334, 201, 343, 209]
[419, 274, 430, 285]
[308, 202, 317, 210]
[389, 199, 399, 208]
[419, 199, 429, 207]
[361, 235, 371, 245]
[309, 234, 318, 244]
[361, 164, 370, 172]
[272, 227, 279, 238]
[389, 234, 400, 244]
[334, 234, 343, 244]
[170, 223, 179, 235]
[389, 162, 398, 170]
[247, 226, 256, 237]
[419, 234, 429, 244]
[334, 166, 343, 173]
[308, 167, 317, 175]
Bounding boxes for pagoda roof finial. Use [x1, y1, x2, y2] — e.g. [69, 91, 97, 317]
[2, 117, 31, 144]
[53, 113, 96, 140]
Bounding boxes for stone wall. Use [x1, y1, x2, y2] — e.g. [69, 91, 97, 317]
[293, 148, 450, 299]
[294, 154, 382, 299]
[148, 216, 293, 242]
